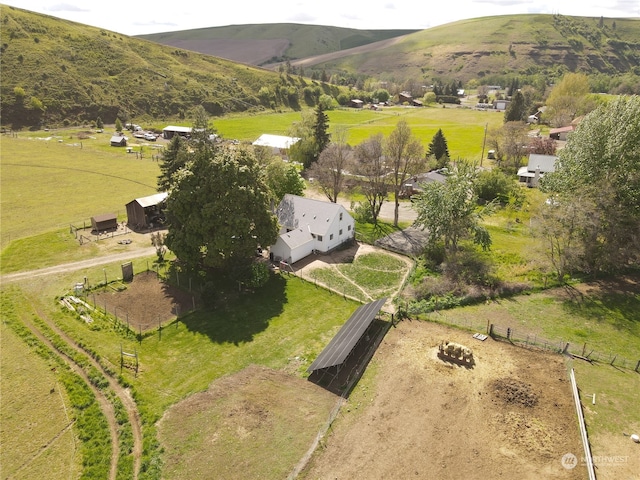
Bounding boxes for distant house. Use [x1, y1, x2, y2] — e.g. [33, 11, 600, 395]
[349, 99, 364, 108]
[252, 134, 300, 159]
[402, 171, 447, 196]
[549, 126, 574, 141]
[398, 91, 413, 104]
[91, 213, 118, 232]
[110, 135, 127, 147]
[126, 192, 168, 230]
[493, 99, 510, 111]
[270, 194, 355, 264]
[517, 154, 558, 187]
[162, 125, 192, 140]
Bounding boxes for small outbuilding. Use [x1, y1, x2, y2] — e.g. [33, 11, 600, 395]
[126, 192, 168, 230]
[162, 125, 192, 140]
[252, 134, 300, 160]
[110, 135, 127, 147]
[349, 99, 364, 108]
[549, 126, 574, 141]
[91, 213, 118, 233]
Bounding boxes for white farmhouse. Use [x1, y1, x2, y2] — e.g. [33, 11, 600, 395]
[517, 153, 558, 187]
[270, 194, 355, 264]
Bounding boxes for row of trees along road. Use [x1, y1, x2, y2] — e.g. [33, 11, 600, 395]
[304, 115, 453, 227]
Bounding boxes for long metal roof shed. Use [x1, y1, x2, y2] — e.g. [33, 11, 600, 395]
[307, 298, 387, 373]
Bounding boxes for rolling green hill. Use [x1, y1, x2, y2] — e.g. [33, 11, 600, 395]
[138, 24, 418, 66]
[291, 14, 640, 83]
[0, 5, 341, 129]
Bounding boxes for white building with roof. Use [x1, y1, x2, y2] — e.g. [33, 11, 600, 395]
[252, 134, 300, 159]
[518, 154, 558, 187]
[270, 194, 355, 264]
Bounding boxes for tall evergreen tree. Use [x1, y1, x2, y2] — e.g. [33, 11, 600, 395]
[157, 134, 188, 192]
[313, 103, 330, 164]
[504, 90, 526, 122]
[427, 129, 450, 167]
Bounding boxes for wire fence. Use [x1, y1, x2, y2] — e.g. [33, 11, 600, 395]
[424, 313, 640, 372]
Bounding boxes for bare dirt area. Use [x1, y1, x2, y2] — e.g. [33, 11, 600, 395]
[157, 365, 339, 480]
[93, 271, 197, 330]
[300, 320, 586, 480]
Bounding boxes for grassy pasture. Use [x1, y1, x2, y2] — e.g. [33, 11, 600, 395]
[0, 134, 160, 249]
[209, 105, 503, 160]
[0, 296, 81, 480]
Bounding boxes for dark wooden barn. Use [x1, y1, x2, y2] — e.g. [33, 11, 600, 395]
[91, 213, 118, 232]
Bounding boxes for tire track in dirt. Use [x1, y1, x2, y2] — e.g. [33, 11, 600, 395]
[32, 306, 144, 479]
[19, 312, 120, 480]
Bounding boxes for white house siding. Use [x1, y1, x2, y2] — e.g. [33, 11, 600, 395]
[272, 195, 356, 263]
[270, 228, 314, 264]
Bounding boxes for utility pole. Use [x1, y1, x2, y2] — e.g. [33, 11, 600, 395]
[480, 123, 487, 167]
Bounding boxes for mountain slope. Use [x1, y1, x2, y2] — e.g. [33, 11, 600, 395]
[0, 6, 340, 128]
[289, 14, 640, 82]
[137, 24, 418, 66]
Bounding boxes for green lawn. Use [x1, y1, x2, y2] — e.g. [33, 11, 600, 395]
[50, 274, 360, 421]
[0, 320, 81, 479]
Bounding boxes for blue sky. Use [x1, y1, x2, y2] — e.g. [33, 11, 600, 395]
[2, 0, 639, 36]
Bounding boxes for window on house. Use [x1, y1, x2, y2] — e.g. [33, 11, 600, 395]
[348, 225, 352, 231]
[317, 235, 323, 242]
[339, 229, 343, 236]
[339, 212, 343, 221]
[330, 234, 334, 240]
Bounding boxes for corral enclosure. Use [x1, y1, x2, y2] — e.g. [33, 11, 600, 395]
[153, 318, 586, 480]
[300, 321, 586, 480]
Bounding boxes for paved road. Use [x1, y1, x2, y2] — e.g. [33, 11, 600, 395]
[0, 247, 157, 284]
[305, 190, 418, 223]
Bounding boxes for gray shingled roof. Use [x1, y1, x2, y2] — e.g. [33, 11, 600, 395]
[277, 194, 345, 237]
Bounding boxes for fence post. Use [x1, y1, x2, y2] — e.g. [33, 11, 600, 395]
[610, 354, 617, 366]
[635, 360, 640, 373]
[488, 324, 494, 337]
[563, 342, 570, 354]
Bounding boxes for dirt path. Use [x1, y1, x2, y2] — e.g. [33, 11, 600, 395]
[19, 310, 120, 480]
[35, 308, 144, 478]
[0, 247, 156, 283]
[303, 188, 418, 224]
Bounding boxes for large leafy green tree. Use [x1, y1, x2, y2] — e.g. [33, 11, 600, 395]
[264, 160, 305, 204]
[385, 120, 425, 226]
[289, 104, 330, 169]
[540, 95, 640, 274]
[413, 164, 492, 255]
[165, 147, 278, 277]
[544, 72, 593, 127]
